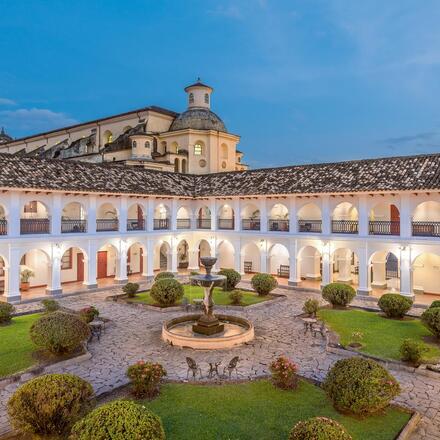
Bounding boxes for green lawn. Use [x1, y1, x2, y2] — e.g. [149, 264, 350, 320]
[129, 285, 270, 307]
[141, 380, 410, 440]
[0, 313, 40, 377]
[318, 308, 440, 362]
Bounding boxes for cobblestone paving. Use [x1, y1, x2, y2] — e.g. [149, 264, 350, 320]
[0, 286, 438, 439]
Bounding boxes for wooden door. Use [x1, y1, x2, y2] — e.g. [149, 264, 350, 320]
[390, 204, 400, 234]
[97, 251, 107, 279]
[77, 252, 84, 282]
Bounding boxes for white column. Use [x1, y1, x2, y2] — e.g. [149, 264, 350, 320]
[400, 194, 412, 239]
[321, 196, 331, 235]
[6, 246, 21, 302]
[289, 197, 297, 234]
[170, 243, 178, 274]
[210, 199, 217, 231]
[321, 242, 331, 287]
[146, 239, 154, 278]
[288, 239, 300, 285]
[358, 195, 368, 236]
[233, 239, 241, 273]
[260, 199, 268, 233]
[260, 240, 268, 273]
[88, 196, 97, 234]
[146, 199, 154, 232]
[233, 199, 240, 231]
[46, 247, 62, 295]
[400, 246, 413, 297]
[8, 191, 20, 237]
[51, 194, 62, 235]
[115, 241, 128, 283]
[171, 199, 178, 231]
[141, 243, 148, 278]
[119, 198, 127, 233]
[188, 249, 199, 271]
[357, 245, 371, 296]
[336, 253, 352, 282]
[84, 240, 97, 288]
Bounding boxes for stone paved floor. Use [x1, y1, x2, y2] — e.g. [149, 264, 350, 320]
[0, 286, 439, 439]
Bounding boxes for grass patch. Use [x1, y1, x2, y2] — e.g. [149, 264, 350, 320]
[319, 308, 440, 362]
[141, 379, 410, 440]
[0, 313, 41, 377]
[130, 285, 270, 307]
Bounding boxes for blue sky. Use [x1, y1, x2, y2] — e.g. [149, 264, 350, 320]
[1, 0, 440, 168]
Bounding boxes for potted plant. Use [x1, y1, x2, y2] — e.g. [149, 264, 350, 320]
[20, 269, 34, 291]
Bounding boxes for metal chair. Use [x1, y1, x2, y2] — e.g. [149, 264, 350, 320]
[312, 321, 327, 338]
[186, 357, 202, 379]
[223, 356, 239, 378]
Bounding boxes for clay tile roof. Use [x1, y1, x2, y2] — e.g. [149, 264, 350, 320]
[0, 152, 440, 197]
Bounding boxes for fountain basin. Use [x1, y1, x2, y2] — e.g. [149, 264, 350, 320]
[162, 314, 254, 350]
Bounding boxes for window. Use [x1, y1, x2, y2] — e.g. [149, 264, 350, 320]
[194, 143, 203, 155]
[189, 93, 194, 104]
[145, 141, 150, 148]
[61, 248, 72, 270]
[204, 93, 209, 104]
[108, 134, 113, 143]
[132, 141, 137, 148]
[24, 201, 38, 213]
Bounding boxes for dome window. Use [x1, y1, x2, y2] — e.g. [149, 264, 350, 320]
[189, 93, 194, 104]
[194, 143, 203, 156]
[132, 141, 137, 148]
[204, 93, 209, 104]
[145, 141, 150, 148]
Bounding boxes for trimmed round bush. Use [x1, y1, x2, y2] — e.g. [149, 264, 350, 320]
[302, 298, 319, 317]
[41, 298, 60, 313]
[251, 273, 278, 296]
[154, 271, 175, 281]
[289, 417, 352, 440]
[229, 289, 243, 305]
[323, 357, 400, 415]
[8, 373, 94, 438]
[30, 311, 90, 354]
[0, 302, 15, 324]
[378, 293, 413, 318]
[429, 300, 440, 309]
[322, 283, 356, 307]
[218, 268, 241, 291]
[421, 306, 440, 338]
[400, 338, 429, 364]
[122, 282, 140, 298]
[150, 278, 184, 306]
[70, 400, 165, 440]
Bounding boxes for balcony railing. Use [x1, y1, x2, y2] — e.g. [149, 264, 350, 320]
[412, 221, 440, 237]
[298, 219, 322, 233]
[61, 219, 87, 233]
[197, 218, 211, 229]
[331, 220, 358, 234]
[127, 218, 145, 231]
[96, 218, 119, 232]
[20, 218, 50, 235]
[177, 218, 191, 229]
[154, 218, 170, 230]
[268, 219, 289, 232]
[0, 219, 7, 235]
[242, 219, 261, 231]
[369, 220, 400, 236]
[218, 218, 234, 230]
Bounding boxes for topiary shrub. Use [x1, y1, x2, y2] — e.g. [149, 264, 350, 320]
[30, 311, 90, 354]
[127, 360, 167, 398]
[154, 271, 175, 281]
[289, 417, 352, 440]
[41, 298, 60, 313]
[0, 303, 15, 325]
[229, 290, 243, 305]
[79, 305, 99, 323]
[421, 306, 440, 338]
[322, 283, 356, 307]
[123, 282, 140, 298]
[8, 373, 94, 438]
[251, 273, 278, 296]
[302, 298, 319, 317]
[429, 300, 440, 309]
[270, 356, 298, 390]
[150, 278, 184, 307]
[378, 293, 413, 318]
[323, 357, 400, 415]
[400, 338, 429, 365]
[70, 400, 165, 440]
[218, 268, 241, 291]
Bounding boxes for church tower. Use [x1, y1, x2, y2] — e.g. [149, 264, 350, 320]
[185, 79, 213, 110]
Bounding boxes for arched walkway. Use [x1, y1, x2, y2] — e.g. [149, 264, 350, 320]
[217, 204, 235, 230]
[412, 201, 440, 237]
[154, 204, 170, 230]
[369, 251, 400, 293]
[177, 206, 192, 229]
[412, 252, 440, 295]
[19, 249, 50, 293]
[331, 248, 358, 287]
[369, 203, 400, 235]
[127, 203, 145, 231]
[197, 206, 211, 229]
[96, 243, 118, 287]
[177, 240, 189, 272]
[297, 203, 322, 233]
[332, 202, 358, 234]
[296, 246, 322, 289]
[154, 241, 171, 272]
[20, 201, 50, 234]
[268, 243, 289, 275]
[241, 242, 260, 275]
[62, 202, 87, 233]
[96, 203, 119, 232]
[268, 204, 289, 232]
[241, 203, 260, 231]
[217, 240, 234, 269]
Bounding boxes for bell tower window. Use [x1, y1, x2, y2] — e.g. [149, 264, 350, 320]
[189, 93, 194, 104]
[204, 93, 209, 104]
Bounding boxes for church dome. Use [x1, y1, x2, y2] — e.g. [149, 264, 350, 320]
[169, 108, 227, 132]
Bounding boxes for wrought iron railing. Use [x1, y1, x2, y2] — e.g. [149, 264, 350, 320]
[153, 218, 170, 230]
[331, 220, 358, 234]
[127, 218, 145, 231]
[242, 219, 261, 230]
[412, 221, 440, 237]
[177, 218, 191, 229]
[96, 218, 119, 232]
[0, 219, 7, 235]
[20, 218, 50, 234]
[197, 218, 211, 229]
[218, 218, 234, 230]
[61, 219, 87, 233]
[369, 221, 400, 236]
[268, 219, 289, 232]
[298, 219, 322, 233]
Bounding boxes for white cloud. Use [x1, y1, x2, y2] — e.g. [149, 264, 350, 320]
[0, 98, 16, 106]
[0, 108, 77, 133]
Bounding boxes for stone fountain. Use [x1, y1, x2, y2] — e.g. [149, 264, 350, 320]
[162, 257, 255, 350]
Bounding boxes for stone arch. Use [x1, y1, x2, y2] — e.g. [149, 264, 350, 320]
[177, 239, 189, 270]
[194, 140, 205, 156]
[154, 240, 171, 272]
[412, 201, 440, 237]
[217, 239, 235, 269]
[297, 203, 322, 233]
[127, 203, 145, 231]
[96, 202, 119, 232]
[268, 203, 289, 232]
[0, 253, 7, 296]
[217, 204, 235, 230]
[369, 250, 400, 292]
[369, 202, 400, 235]
[197, 205, 211, 229]
[268, 243, 289, 275]
[331, 247, 358, 285]
[103, 130, 113, 144]
[412, 252, 440, 295]
[127, 241, 146, 276]
[297, 245, 322, 281]
[154, 203, 171, 230]
[241, 241, 260, 274]
[19, 248, 51, 291]
[181, 158, 187, 174]
[197, 239, 212, 264]
[174, 158, 179, 172]
[62, 201, 87, 233]
[96, 242, 119, 285]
